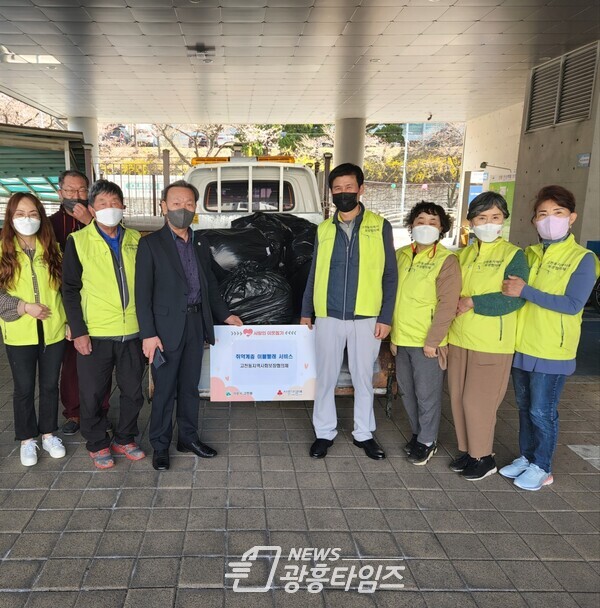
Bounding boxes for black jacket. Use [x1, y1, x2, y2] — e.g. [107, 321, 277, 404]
[135, 224, 231, 350]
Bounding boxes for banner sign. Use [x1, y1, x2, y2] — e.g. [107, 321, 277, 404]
[210, 325, 316, 402]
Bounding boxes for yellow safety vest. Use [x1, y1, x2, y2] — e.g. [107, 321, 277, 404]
[314, 209, 385, 318]
[69, 222, 140, 337]
[0, 239, 66, 346]
[517, 234, 600, 360]
[449, 238, 522, 354]
[391, 243, 455, 347]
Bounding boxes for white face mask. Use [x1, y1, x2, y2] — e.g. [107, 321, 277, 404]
[13, 217, 41, 236]
[94, 207, 123, 227]
[473, 223, 502, 243]
[412, 225, 440, 246]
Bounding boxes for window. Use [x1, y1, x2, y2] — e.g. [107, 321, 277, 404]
[203, 180, 295, 212]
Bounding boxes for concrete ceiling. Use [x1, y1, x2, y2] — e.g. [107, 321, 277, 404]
[0, 0, 598, 124]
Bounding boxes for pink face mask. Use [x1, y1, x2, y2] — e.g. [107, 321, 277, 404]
[536, 215, 570, 240]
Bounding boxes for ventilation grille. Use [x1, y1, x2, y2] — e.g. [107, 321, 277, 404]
[526, 43, 598, 132]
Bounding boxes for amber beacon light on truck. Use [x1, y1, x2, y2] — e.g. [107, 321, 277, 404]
[191, 155, 296, 166]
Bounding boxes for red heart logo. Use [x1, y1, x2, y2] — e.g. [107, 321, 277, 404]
[304, 363, 309, 369]
[243, 328, 253, 336]
[277, 390, 283, 395]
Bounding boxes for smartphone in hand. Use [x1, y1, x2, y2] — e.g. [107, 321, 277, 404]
[153, 348, 166, 369]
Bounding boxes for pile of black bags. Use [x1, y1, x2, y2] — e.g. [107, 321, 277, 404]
[199, 212, 317, 324]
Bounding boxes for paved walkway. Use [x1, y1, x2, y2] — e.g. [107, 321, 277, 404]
[0, 320, 598, 607]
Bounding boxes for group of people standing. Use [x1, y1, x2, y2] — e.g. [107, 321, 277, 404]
[302, 163, 598, 491]
[1, 163, 597, 492]
[1, 170, 240, 472]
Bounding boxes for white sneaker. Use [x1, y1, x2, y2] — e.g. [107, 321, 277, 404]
[42, 435, 66, 459]
[20, 440, 39, 466]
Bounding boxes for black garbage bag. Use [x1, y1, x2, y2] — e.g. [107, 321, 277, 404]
[220, 263, 294, 325]
[196, 228, 275, 282]
[231, 212, 293, 269]
[287, 226, 316, 273]
[288, 259, 312, 316]
[270, 213, 315, 235]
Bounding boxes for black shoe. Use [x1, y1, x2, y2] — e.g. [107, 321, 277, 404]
[353, 438, 386, 460]
[404, 434, 418, 456]
[449, 452, 471, 472]
[152, 449, 170, 471]
[461, 455, 497, 481]
[176, 440, 217, 458]
[62, 418, 80, 435]
[408, 441, 437, 466]
[310, 438, 334, 459]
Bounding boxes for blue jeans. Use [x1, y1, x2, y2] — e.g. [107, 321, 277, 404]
[512, 367, 567, 474]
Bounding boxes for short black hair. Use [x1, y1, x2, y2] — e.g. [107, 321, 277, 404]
[58, 169, 89, 188]
[161, 179, 199, 203]
[89, 179, 124, 207]
[405, 201, 452, 236]
[328, 163, 364, 189]
[467, 191, 510, 220]
[533, 185, 576, 217]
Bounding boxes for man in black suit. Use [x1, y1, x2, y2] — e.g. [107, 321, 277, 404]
[135, 180, 242, 470]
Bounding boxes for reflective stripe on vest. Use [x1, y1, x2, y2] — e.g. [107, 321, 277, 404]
[516, 235, 600, 360]
[69, 222, 140, 337]
[314, 209, 385, 318]
[391, 243, 455, 347]
[448, 238, 521, 354]
[0, 239, 66, 346]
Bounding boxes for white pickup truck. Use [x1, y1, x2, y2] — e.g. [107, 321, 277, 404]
[184, 155, 323, 229]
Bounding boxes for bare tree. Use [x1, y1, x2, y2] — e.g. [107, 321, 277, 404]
[0, 93, 61, 129]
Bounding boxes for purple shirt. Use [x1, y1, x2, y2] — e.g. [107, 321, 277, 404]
[171, 228, 202, 305]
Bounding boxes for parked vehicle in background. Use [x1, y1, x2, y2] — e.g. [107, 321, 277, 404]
[102, 125, 131, 145]
[185, 155, 322, 229]
[135, 124, 158, 147]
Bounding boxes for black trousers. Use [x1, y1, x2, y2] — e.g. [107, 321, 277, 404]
[77, 338, 145, 452]
[149, 312, 204, 450]
[6, 338, 66, 441]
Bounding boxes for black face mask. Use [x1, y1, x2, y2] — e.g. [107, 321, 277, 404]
[62, 197, 88, 213]
[332, 192, 359, 213]
[167, 208, 195, 229]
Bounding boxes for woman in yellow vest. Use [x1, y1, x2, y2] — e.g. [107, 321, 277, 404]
[391, 202, 461, 465]
[447, 191, 529, 480]
[500, 185, 600, 490]
[0, 193, 67, 467]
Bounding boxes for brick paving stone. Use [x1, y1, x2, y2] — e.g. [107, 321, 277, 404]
[73, 589, 128, 608]
[82, 558, 135, 589]
[25, 591, 79, 608]
[34, 558, 90, 591]
[123, 588, 175, 608]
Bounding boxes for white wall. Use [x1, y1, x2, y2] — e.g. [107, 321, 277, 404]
[461, 102, 524, 177]
[457, 102, 524, 233]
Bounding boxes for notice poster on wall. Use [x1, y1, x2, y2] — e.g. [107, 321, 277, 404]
[489, 178, 516, 239]
[210, 325, 316, 402]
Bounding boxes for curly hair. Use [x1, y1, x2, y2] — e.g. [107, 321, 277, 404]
[404, 201, 452, 236]
[0, 193, 62, 291]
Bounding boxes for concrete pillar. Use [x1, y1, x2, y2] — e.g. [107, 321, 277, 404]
[334, 118, 366, 168]
[67, 116, 99, 178]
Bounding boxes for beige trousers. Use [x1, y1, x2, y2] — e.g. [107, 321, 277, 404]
[447, 345, 512, 458]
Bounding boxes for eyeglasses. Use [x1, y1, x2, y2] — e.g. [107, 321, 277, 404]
[13, 212, 41, 220]
[61, 188, 88, 196]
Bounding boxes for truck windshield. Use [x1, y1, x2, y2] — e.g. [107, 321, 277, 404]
[203, 180, 295, 212]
